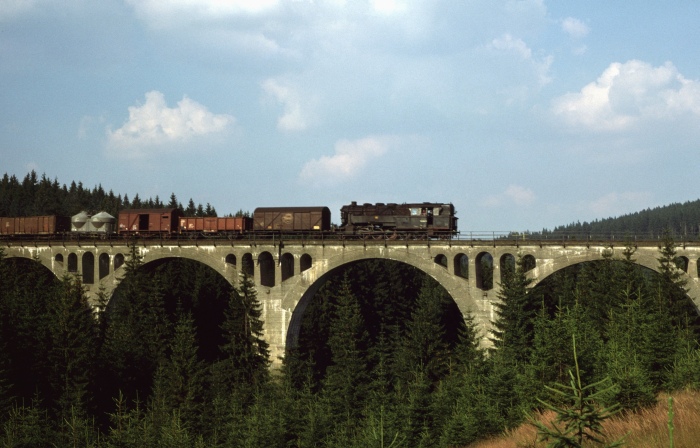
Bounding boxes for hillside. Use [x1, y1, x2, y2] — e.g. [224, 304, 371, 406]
[541, 199, 700, 239]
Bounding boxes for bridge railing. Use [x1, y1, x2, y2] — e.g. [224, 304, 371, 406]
[4, 230, 700, 247]
[453, 230, 700, 246]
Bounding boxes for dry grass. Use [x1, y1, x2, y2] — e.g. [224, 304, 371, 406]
[466, 389, 700, 448]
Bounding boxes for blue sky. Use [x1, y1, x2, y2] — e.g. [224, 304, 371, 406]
[2, 1, 699, 232]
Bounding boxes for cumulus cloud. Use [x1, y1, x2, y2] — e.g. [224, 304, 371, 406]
[482, 185, 536, 207]
[106, 91, 234, 158]
[551, 60, 700, 131]
[261, 79, 313, 132]
[561, 17, 589, 38]
[299, 136, 390, 185]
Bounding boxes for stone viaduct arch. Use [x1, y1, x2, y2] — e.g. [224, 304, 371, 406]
[4, 240, 700, 368]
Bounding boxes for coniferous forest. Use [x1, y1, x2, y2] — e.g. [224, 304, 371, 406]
[2, 172, 700, 446]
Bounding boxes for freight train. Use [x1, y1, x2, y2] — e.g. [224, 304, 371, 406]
[0, 202, 457, 240]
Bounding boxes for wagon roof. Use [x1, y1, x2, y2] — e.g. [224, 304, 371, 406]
[119, 208, 181, 214]
[253, 206, 330, 213]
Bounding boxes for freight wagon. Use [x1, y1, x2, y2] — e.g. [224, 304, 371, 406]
[0, 215, 70, 237]
[253, 207, 331, 232]
[179, 216, 253, 238]
[118, 208, 182, 237]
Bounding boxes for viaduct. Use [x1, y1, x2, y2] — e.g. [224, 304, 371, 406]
[4, 237, 700, 368]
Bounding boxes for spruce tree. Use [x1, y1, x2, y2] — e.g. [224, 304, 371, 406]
[152, 312, 206, 434]
[529, 336, 624, 448]
[0, 249, 14, 414]
[491, 254, 536, 363]
[99, 244, 170, 406]
[396, 277, 451, 386]
[656, 231, 698, 332]
[213, 259, 270, 398]
[603, 286, 677, 407]
[323, 274, 369, 429]
[47, 274, 99, 420]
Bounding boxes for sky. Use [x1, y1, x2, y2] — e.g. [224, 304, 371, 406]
[2, 1, 700, 232]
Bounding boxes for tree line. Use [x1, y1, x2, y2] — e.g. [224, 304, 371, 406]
[0, 171, 223, 219]
[542, 199, 700, 239]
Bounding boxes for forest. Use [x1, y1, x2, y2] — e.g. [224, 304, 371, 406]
[2, 171, 700, 447]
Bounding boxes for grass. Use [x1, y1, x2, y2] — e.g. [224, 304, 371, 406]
[467, 389, 700, 448]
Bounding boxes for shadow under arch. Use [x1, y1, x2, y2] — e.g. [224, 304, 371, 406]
[108, 256, 233, 362]
[2, 255, 59, 281]
[284, 257, 465, 353]
[530, 257, 700, 313]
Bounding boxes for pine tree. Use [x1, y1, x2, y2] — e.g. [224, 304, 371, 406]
[47, 274, 99, 419]
[213, 260, 270, 398]
[396, 277, 451, 386]
[323, 274, 369, 428]
[603, 286, 678, 407]
[0, 249, 14, 414]
[491, 254, 537, 363]
[152, 312, 206, 434]
[168, 193, 180, 210]
[99, 244, 170, 406]
[656, 231, 697, 331]
[186, 199, 197, 216]
[529, 336, 624, 448]
[0, 257, 56, 404]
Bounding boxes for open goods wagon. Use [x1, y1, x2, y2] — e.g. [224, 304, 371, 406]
[0, 215, 71, 236]
[179, 216, 253, 237]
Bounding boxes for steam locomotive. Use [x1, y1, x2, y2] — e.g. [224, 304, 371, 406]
[0, 201, 457, 240]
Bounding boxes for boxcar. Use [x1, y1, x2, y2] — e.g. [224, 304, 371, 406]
[0, 215, 71, 236]
[118, 208, 182, 236]
[253, 207, 331, 232]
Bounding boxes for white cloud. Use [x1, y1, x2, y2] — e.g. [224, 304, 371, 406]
[261, 79, 313, 132]
[299, 136, 390, 185]
[106, 91, 234, 158]
[482, 185, 536, 207]
[126, 0, 280, 22]
[551, 60, 700, 131]
[487, 34, 553, 86]
[490, 34, 532, 60]
[561, 17, 589, 39]
[371, 0, 409, 16]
